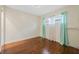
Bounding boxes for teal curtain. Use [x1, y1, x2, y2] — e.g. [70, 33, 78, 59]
[42, 17, 46, 38]
[41, 12, 69, 46]
[60, 12, 69, 46]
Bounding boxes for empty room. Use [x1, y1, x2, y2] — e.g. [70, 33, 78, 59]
[0, 5, 79, 54]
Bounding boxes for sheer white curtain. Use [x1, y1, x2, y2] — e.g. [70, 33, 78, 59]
[42, 14, 66, 45]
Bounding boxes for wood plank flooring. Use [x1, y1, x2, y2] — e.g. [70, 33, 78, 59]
[1, 37, 79, 54]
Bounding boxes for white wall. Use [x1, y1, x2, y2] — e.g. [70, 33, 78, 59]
[43, 6, 79, 48]
[0, 6, 1, 42]
[67, 6, 79, 48]
[0, 6, 1, 52]
[4, 7, 41, 44]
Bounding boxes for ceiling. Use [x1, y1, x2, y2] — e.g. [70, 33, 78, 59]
[6, 5, 65, 16]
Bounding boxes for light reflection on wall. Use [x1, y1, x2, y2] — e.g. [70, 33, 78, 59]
[45, 15, 63, 25]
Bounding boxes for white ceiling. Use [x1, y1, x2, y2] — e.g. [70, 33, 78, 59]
[6, 5, 65, 16]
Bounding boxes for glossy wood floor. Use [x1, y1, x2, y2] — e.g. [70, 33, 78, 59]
[1, 37, 79, 54]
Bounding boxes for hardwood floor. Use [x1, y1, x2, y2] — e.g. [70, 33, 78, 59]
[1, 37, 79, 54]
[63, 45, 79, 54]
[1, 37, 44, 54]
[45, 39, 64, 54]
